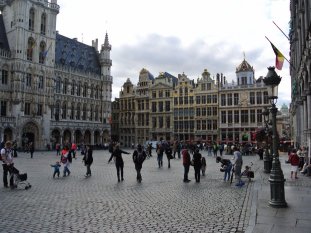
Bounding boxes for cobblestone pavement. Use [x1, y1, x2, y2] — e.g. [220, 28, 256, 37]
[0, 150, 259, 233]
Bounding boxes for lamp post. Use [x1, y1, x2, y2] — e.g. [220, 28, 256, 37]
[263, 66, 287, 208]
[262, 107, 272, 173]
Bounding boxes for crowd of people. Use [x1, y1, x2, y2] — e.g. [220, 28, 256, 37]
[2, 138, 310, 190]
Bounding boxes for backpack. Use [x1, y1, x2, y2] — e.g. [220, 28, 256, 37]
[135, 150, 144, 163]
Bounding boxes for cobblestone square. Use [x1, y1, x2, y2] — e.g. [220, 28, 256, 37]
[0, 150, 257, 233]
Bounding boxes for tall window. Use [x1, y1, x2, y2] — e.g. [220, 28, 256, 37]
[165, 101, 170, 111]
[221, 111, 226, 124]
[234, 110, 239, 123]
[0, 101, 7, 116]
[228, 110, 233, 123]
[38, 75, 44, 89]
[25, 103, 31, 115]
[70, 103, 74, 119]
[256, 92, 262, 104]
[37, 104, 43, 116]
[27, 37, 35, 61]
[250, 92, 255, 104]
[29, 8, 35, 31]
[257, 109, 263, 123]
[166, 116, 170, 128]
[196, 96, 201, 104]
[39, 41, 46, 64]
[71, 81, 75, 95]
[241, 110, 249, 123]
[83, 83, 87, 97]
[241, 76, 247, 85]
[250, 109, 256, 123]
[26, 73, 32, 87]
[263, 91, 269, 104]
[40, 13, 46, 35]
[234, 93, 239, 105]
[77, 82, 81, 96]
[82, 104, 87, 120]
[55, 77, 61, 93]
[76, 104, 81, 120]
[1, 69, 8, 85]
[221, 94, 226, 106]
[227, 94, 232, 106]
[62, 103, 67, 119]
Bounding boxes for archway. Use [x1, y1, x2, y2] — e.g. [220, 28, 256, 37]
[63, 129, 71, 145]
[51, 129, 61, 149]
[75, 130, 83, 144]
[3, 128, 13, 142]
[22, 122, 39, 150]
[103, 130, 110, 143]
[94, 131, 101, 145]
[84, 130, 91, 145]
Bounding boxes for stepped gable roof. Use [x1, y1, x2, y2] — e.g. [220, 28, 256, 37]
[0, 15, 9, 51]
[236, 59, 254, 73]
[55, 33, 101, 74]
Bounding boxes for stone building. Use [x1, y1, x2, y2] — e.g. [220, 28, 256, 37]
[289, 0, 311, 148]
[114, 58, 269, 147]
[0, 0, 112, 150]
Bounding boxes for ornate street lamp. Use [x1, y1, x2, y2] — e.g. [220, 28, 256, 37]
[263, 66, 287, 208]
[262, 107, 272, 173]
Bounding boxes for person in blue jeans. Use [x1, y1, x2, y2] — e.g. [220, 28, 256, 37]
[216, 156, 232, 181]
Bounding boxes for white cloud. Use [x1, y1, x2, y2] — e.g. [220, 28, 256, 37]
[56, 0, 291, 106]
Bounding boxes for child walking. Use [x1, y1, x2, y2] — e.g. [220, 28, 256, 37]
[50, 161, 61, 178]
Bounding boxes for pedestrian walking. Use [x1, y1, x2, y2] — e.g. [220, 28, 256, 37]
[182, 148, 191, 182]
[108, 144, 129, 182]
[216, 156, 232, 181]
[201, 156, 206, 176]
[288, 148, 299, 179]
[29, 142, 34, 158]
[71, 142, 77, 159]
[192, 149, 202, 183]
[165, 144, 173, 168]
[132, 144, 147, 182]
[1, 141, 14, 188]
[60, 145, 72, 177]
[55, 143, 61, 156]
[50, 161, 61, 178]
[156, 143, 164, 168]
[82, 145, 93, 177]
[233, 147, 244, 187]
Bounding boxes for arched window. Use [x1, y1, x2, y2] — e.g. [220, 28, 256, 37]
[62, 102, 67, 119]
[55, 77, 61, 93]
[40, 13, 46, 35]
[29, 8, 35, 31]
[95, 85, 99, 99]
[83, 82, 88, 97]
[76, 103, 81, 120]
[55, 101, 60, 121]
[70, 103, 74, 120]
[71, 80, 75, 95]
[90, 105, 93, 121]
[27, 37, 35, 61]
[1, 67, 8, 85]
[39, 41, 46, 64]
[63, 79, 68, 94]
[82, 104, 87, 120]
[90, 84, 94, 98]
[95, 105, 99, 121]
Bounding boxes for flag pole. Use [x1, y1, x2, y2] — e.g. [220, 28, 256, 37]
[265, 36, 291, 66]
[273, 21, 290, 41]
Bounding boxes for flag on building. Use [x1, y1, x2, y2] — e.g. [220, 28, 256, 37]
[269, 42, 285, 70]
[42, 43, 52, 58]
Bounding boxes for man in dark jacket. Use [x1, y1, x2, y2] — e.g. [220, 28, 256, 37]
[132, 144, 147, 182]
[108, 144, 129, 182]
[82, 145, 93, 177]
[192, 149, 202, 183]
[182, 148, 191, 182]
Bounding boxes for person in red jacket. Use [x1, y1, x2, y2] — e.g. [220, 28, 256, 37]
[289, 149, 300, 179]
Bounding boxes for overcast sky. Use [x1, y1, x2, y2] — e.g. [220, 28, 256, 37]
[56, 0, 291, 107]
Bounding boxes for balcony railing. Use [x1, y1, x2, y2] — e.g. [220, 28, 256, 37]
[0, 116, 15, 124]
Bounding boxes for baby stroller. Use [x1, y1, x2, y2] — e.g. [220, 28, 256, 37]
[230, 162, 254, 184]
[10, 166, 32, 190]
[241, 162, 254, 181]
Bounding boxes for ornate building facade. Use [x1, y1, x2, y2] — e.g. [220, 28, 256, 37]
[0, 0, 112, 149]
[112, 59, 270, 147]
[289, 0, 311, 148]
